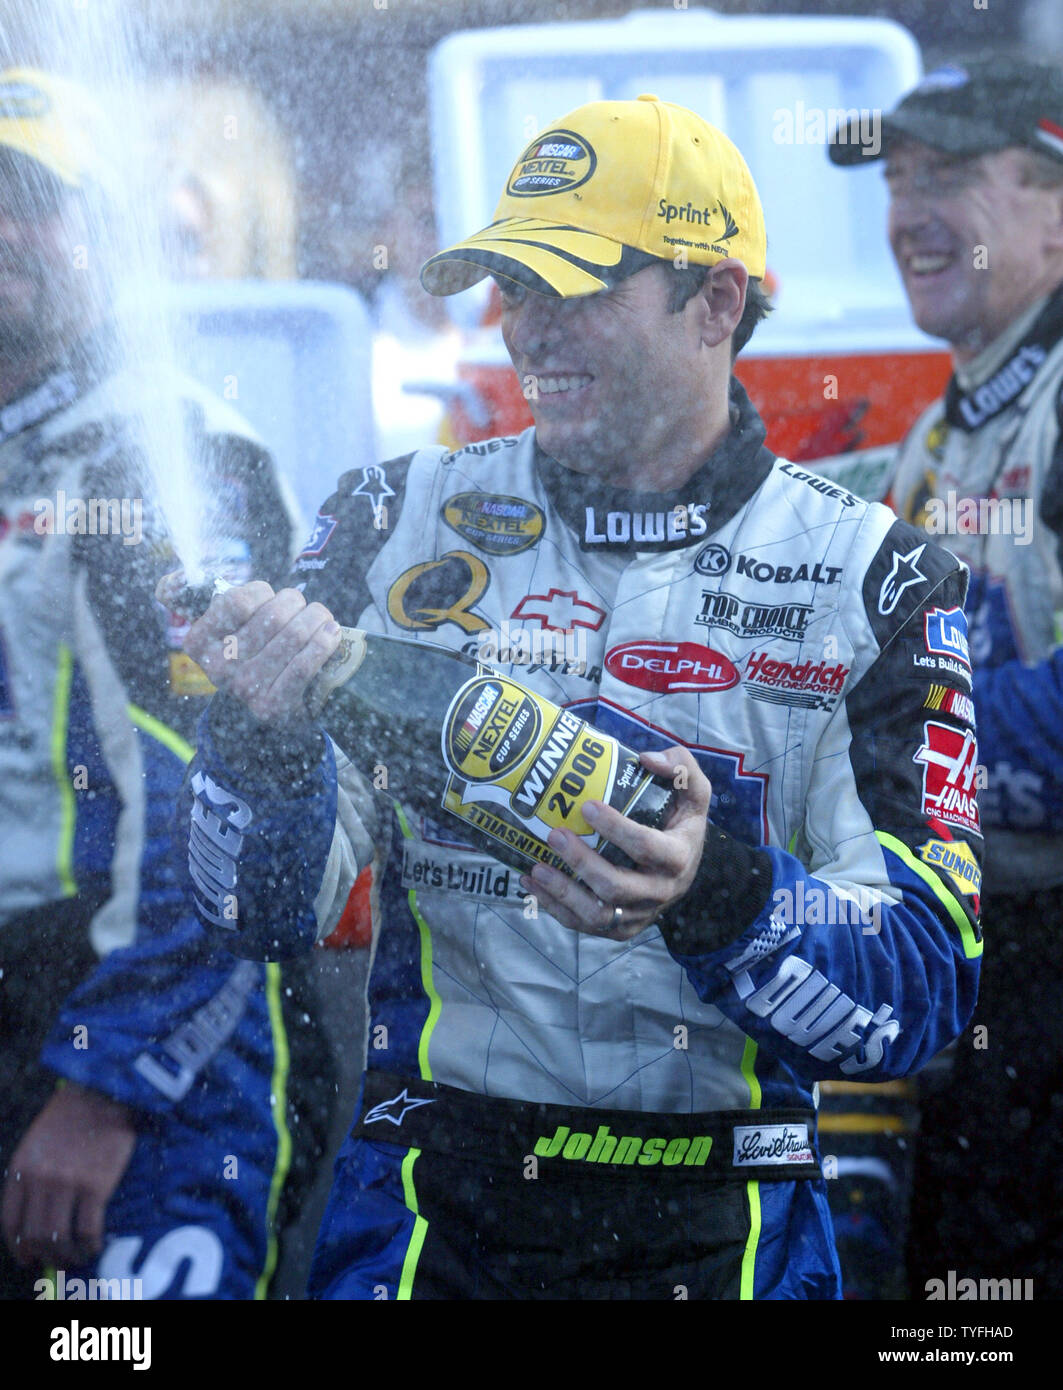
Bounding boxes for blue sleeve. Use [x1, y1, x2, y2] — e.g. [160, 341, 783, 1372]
[179, 695, 340, 962]
[658, 524, 982, 1084]
[37, 423, 298, 1113]
[972, 649, 1063, 831]
[40, 723, 269, 1114]
[973, 387, 1063, 830]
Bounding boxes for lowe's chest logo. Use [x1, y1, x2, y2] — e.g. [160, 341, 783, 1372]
[583, 503, 708, 548]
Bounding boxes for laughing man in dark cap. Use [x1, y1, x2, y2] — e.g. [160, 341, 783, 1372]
[833, 57, 1063, 1297]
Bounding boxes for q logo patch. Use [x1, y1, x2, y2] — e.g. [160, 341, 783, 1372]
[387, 550, 490, 634]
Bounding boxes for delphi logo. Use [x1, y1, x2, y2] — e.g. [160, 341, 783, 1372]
[507, 130, 597, 196]
[606, 641, 738, 694]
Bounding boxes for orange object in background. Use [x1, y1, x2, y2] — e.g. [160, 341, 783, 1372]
[441, 345, 951, 465]
[736, 351, 952, 461]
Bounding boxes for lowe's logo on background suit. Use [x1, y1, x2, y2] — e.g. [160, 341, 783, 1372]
[924, 606, 971, 671]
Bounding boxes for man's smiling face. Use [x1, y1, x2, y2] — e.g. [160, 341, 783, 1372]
[886, 139, 1063, 361]
[0, 154, 95, 365]
[497, 262, 714, 481]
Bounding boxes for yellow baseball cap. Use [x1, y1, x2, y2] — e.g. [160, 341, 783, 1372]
[421, 94, 766, 298]
[0, 68, 117, 192]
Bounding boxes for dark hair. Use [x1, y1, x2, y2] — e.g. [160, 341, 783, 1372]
[667, 264, 773, 358]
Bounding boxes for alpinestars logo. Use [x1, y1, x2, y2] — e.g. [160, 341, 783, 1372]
[878, 543, 927, 615]
[351, 464, 395, 525]
[915, 721, 981, 834]
[363, 1089, 436, 1126]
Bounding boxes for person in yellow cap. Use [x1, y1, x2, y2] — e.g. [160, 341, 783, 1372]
[0, 68, 335, 1301]
[181, 96, 981, 1300]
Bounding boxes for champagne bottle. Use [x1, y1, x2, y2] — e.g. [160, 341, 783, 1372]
[161, 574, 675, 877]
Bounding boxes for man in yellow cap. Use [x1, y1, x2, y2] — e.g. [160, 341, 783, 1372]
[0, 68, 332, 1300]
[181, 96, 981, 1299]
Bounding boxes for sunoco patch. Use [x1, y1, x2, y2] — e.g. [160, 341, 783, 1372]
[442, 493, 545, 556]
[917, 838, 981, 899]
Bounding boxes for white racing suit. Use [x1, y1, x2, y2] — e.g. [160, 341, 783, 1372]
[184, 379, 982, 1299]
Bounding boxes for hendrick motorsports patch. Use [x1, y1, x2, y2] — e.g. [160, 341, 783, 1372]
[442, 493, 545, 556]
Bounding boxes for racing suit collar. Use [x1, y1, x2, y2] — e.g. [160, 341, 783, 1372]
[535, 375, 776, 552]
[0, 320, 119, 450]
[945, 281, 1063, 433]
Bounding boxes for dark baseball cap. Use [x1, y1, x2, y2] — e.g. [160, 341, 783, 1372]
[829, 57, 1063, 167]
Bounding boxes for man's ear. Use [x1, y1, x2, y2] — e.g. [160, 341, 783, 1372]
[691, 258, 748, 349]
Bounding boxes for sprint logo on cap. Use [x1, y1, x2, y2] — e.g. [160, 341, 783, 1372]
[507, 130, 597, 197]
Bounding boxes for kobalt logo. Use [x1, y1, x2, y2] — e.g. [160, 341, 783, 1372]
[735, 554, 842, 585]
[606, 641, 739, 693]
[695, 590, 813, 641]
[694, 542, 730, 576]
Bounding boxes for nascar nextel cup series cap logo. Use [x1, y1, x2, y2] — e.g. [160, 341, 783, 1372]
[507, 130, 597, 197]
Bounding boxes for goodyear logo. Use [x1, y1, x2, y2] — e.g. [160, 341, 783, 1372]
[506, 129, 597, 197]
[444, 676, 543, 783]
[918, 838, 981, 898]
[442, 493, 544, 556]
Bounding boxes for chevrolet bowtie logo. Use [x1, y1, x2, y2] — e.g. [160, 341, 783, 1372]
[362, 1088, 436, 1126]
